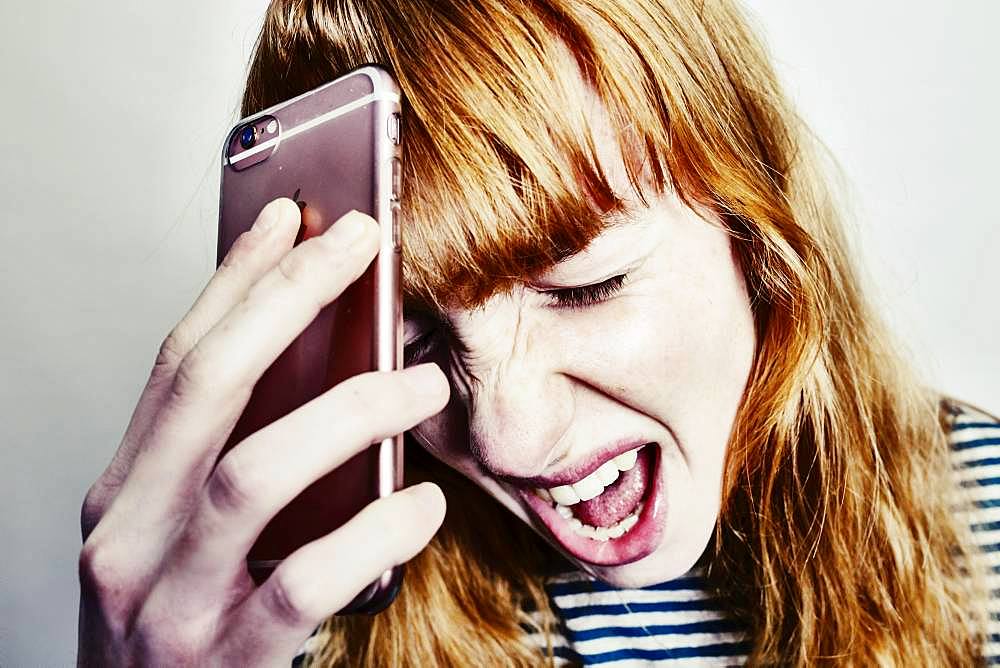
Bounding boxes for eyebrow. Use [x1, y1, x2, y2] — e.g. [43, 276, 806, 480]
[549, 198, 641, 264]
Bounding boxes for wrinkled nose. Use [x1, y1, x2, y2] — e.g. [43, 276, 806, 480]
[466, 358, 574, 480]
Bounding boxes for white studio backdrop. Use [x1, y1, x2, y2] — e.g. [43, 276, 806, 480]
[0, 2, 996, 666]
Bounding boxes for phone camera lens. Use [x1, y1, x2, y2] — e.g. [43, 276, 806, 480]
[239, 125, 257, 150]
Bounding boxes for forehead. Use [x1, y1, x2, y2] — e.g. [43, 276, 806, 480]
[545, 46, 658, 210]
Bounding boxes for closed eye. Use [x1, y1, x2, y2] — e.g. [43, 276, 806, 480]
[403, 313, 467, 365]
[403, 313, 442, 366]
[404, 328, 437, 366]
[543, 274, 627, 309]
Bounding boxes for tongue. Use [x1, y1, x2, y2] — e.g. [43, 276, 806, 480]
[573, 447, 652, 527]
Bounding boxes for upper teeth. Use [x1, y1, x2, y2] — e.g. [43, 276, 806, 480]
[540, 447, 641, 506]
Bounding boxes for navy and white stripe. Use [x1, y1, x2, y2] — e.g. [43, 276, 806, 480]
[535, 569, 749, 666]
[528, 398, 1000, 666]
[948, 400, 1000, 662]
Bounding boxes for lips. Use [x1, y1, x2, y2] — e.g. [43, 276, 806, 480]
[516, 443, 666, 566]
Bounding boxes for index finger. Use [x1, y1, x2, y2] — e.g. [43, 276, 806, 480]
[94, 211, 380, 568]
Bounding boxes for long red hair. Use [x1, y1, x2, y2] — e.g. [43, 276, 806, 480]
[241, 1, 988, 664]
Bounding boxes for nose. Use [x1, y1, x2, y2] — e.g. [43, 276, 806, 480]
[460, 324, 575, 480]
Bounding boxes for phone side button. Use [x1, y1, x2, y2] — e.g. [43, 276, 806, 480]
[387, 112, 401, 145]
[391, 158, 401, 201]
[392, 207, 401, 252]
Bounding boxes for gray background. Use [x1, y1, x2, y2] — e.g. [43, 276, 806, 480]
[1, 2, 996, 666]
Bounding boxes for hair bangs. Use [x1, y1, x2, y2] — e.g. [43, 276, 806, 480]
[386, 2, 671, 311]
[243, 0, 677, 312]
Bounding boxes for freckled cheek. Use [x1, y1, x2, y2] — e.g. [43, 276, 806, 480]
[588, 293, 709, 388]
[650, 299, 753, 418]
[575, 275, 752, 430]
[653, 237, 755, 379]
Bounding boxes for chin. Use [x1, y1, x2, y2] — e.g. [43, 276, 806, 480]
[571, 530, 714, 588]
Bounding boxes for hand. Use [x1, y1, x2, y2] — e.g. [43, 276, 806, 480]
[77, 200, 449, 667]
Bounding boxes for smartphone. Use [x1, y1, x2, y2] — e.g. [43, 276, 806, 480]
[216, 65, 404, 614]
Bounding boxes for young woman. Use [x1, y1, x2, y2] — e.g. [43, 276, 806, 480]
[77, 0, 1000, 665]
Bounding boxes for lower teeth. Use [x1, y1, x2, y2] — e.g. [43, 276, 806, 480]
[556, 502, 643, 542]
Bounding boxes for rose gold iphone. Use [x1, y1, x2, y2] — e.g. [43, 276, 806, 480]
[216, 65, 403, 614]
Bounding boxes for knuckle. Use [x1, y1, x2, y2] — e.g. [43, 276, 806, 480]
[263, 570, 317, 628]
[269, 246, 333, 316]
[136, 584, 208, 648]
[275, 245, 317, 289]
[168, 331, 256, 408]
[78, 539, 107, 589]
[311, 227, 350, 256]
[155, 327, 194, 373]
[206, 453, 261, 515]
[80, 482, 108, 540]
[78, 536, 132, 606]
[219, 229, 259, 269]
[171, 344, 214, 401]
[133, 613, 203, 665]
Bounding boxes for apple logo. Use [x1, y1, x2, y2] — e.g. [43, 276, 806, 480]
[292, 188, 307, 245]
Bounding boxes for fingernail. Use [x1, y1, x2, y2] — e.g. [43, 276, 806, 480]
[252, 199, 284, 232]
[328, 210, 373, 244]
[402, 363, 449, 402]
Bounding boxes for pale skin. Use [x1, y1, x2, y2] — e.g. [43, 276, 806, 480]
[78, 94, 756, 667]
[409, 102, 756, 588]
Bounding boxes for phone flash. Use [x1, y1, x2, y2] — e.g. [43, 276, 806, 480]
[266, 120, 278, 134]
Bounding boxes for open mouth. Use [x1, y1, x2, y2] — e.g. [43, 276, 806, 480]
[518, 443, 665, 566]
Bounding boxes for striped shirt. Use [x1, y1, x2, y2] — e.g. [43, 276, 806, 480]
[527, 398, 1000, 666]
